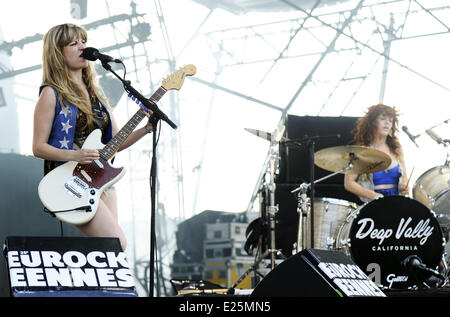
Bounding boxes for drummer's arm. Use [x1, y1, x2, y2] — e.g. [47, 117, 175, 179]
[344, 173, 382, 201]
[398, 145, 409, 195]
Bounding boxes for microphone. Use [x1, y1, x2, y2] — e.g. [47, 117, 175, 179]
[402, 255, 445, 280]
[425, 129, 443, 145]
[401, 126, 419, 148]
[81, 47, 121, 64]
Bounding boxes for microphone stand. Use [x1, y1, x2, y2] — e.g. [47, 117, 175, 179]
[100, 61, 177, 297]
[101, 62, 178, 129]
[308, 138, 315, 248]
[402, 255, 448, 289]
[149, 115, 159, 298]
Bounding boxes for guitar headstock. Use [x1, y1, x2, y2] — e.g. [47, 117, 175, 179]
[161, 64, 197, 91]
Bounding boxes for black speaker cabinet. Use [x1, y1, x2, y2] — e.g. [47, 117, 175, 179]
[2, 236, 138, 297]
[251, 249, 385, 297]
[279, 115, 358, 188]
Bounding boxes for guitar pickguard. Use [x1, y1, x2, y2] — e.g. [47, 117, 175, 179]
[73, 157, 123, 190]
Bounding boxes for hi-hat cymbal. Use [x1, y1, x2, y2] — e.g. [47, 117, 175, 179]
[245, 128, 302, 147]
[314, 145, 392, 174]
[245, 128, 274, 141]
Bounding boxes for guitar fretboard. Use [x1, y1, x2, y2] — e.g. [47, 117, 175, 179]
[99, 86, 167, 160]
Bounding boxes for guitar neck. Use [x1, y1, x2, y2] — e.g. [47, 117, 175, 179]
[100, 86, 167, 160]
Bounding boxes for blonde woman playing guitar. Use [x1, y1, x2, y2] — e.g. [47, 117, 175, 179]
[33, 24, 195, 250]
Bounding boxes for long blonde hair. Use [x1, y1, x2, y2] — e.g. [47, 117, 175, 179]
[42, 23, 108, 128]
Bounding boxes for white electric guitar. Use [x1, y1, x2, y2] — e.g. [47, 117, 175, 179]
[38, 64, 196, 225]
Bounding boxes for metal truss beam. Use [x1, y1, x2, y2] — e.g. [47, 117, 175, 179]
[0, 39, 150, 80]
[0, 13, 144, 56]
[191, 77, 283, 112]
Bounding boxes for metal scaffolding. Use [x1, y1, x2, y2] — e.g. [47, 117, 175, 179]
[186, 0, 450, 213]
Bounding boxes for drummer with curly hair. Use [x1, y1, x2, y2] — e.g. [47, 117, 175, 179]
[344, 104, 409, 203]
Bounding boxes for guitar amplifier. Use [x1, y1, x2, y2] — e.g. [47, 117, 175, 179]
[2, 236, 138, 297]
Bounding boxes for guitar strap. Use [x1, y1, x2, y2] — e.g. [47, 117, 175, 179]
[90, 90, 104, 130]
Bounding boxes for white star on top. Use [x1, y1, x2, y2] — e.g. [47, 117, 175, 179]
[59, 137, 69, 149]
[61, 119, 72, 134]
[59, 106, 70, 118]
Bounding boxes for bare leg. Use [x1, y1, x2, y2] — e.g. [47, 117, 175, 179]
[102, 189, 119, 222]
[76, 189, 127, 250]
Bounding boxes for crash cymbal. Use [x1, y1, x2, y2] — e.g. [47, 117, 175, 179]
[314, 145, 391, 174]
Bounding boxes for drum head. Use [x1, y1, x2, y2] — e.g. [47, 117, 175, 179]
[349, 196, 444, 289]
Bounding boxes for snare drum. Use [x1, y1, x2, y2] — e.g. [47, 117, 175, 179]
[413, 165, 450, 215]
[306, 197, 357, 250]
[336, 196, 445, 289]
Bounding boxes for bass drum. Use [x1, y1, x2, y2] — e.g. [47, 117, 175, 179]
[336, 196, 445, 289]
[413, 165, 450, 215]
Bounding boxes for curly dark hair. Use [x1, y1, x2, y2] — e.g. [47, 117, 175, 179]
[353, 103, 401, 157]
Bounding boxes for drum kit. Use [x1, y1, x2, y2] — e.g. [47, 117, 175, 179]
[245, 123, 450, 291]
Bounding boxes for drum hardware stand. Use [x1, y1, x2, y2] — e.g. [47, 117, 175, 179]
[444, 143, 449, 167]
[229, 127, 286, 293]
[227, 247, 285, 295]
[439, 254, 449, 287]
[264, 125, 287, 270]
[294, 183, 309, 252]
[421, 125, 450, 287]
[288, 134, 342, 252]
[292, 158, 355, 252]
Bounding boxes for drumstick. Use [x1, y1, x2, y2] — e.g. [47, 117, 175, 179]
[405, 166, 415, 189]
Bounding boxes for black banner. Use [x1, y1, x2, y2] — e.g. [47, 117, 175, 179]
[3, 236, 137, 297]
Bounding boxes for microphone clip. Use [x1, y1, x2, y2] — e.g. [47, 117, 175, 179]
[402, 255, 446, 285]
[401, 125, 420, 148]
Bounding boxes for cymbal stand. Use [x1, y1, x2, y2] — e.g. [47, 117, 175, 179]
[444, 141, 449, 167]
[292, 158, 355, 252]
[263, 128, 284, 270]
[228, 127, 285, 293]
[295, 183, 309, 253]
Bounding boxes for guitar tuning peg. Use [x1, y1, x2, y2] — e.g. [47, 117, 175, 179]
[128, 93, 136, 101]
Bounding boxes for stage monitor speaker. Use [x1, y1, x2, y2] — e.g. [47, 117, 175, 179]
[251, 249, 385, 297]
[2, 236, 138, 297]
